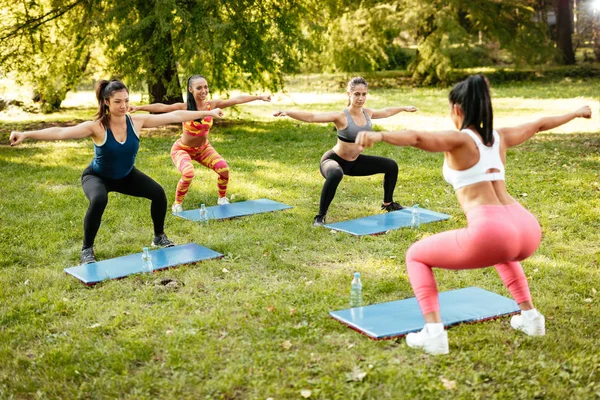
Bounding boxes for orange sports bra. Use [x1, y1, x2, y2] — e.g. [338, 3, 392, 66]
[182, 103, 213, 137]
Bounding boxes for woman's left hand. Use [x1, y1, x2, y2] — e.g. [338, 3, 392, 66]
[404, 106, 418, 112]
[261, 95, 272, 102]
[355, 131, 383, 148]
[211, 108, 225, 118]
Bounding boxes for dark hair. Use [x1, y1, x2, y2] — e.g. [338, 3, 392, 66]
[347, 76, 368, 106]
[448, 74, 494, 145]
[94, 79, 128, 130]
[186, 74, 207, 111]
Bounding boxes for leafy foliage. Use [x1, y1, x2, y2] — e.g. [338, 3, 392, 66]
[399, 0, 555, 84]
[0, 0, 316, 106]
[0, 0, 98, 112]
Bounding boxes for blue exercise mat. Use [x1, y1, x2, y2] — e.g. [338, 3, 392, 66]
[323, 206, 450, 236]
[64, 243, 223, 285]
[175, 198, 292, 221]
[329, 287, 520, 340]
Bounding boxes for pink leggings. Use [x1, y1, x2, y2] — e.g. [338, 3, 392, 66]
[170, 139, 229, 204]
[405, 202, 542, 315]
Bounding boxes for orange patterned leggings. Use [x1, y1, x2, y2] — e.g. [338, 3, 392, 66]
[170, 139, 229, 205]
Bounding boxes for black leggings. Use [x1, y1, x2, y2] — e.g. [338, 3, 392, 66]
[81, 165, 167, 249]
[318, 150, 398, 216]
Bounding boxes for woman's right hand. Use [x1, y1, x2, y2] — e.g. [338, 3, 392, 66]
[576, 106, 592, 119]
[355, 130, 383, 148]
[211, 108, 224, 118]
[9, 131, 25, 146]
[272, 110, 287, 117]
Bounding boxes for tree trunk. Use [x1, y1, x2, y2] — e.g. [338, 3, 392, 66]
[147, 29, 183, 104]
[594, 23, 600, 61]
[554, 0, 575, 64]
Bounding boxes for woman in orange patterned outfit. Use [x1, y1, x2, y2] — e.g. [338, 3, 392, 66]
[131, 75, 271, 213]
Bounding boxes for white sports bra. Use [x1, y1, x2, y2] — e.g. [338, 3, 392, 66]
[442, 129, 505, 190]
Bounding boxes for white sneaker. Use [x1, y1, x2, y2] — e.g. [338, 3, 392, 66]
[171, 203, 183, 214]
[217, 197, 230, 205]
[406, 325, 449, 355]
[511, 310, 545, 336]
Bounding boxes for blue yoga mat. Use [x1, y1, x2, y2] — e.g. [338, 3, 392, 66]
[329, 287, 520, 340]
[175, 198, 292, 221]
[323, 207, 450, 236]
[64, 243, 223, 285]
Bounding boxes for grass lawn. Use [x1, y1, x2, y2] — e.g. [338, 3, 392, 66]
[0, 78, 599, 399]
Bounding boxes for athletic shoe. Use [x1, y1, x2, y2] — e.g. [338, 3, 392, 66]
[381, 201, 404, 212]
[217, 197, 230, 205]
[80, 247, 97, 265]
[151, 233, 175, 248]
[171, 203, 183, 214]
[511, 310, 546, 336]
[406, 325, 449, 355]
[313, 214, 326, 227]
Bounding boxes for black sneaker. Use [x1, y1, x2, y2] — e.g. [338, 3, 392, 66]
[80, 247, 97, 264]
[381, 201, 404, 212]
[313, 214, 326, 227]
[151, 233, 175, 248]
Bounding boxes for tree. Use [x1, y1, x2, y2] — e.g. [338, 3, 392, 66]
[554, 0, 576, 64]
[101, 0, 184, 104]
[398, 0, 554, 84]
[102, 0, 315, 99]
[320, 5, 398, 73]
[0, 0, 97, 112]
[298, 0, 555, 84]
[0, 0, 315, 109]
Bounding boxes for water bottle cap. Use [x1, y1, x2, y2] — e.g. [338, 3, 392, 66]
[143, 247, 149, 252]
[354, 272, 360, 278]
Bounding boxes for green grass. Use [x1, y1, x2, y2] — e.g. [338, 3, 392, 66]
[1, 80, 600, 399]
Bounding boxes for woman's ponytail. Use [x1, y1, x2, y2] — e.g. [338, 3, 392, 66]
[449, 74, 494, 145]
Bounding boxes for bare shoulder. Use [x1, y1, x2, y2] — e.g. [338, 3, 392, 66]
[87, 119, 106, 132]
[207, 99, 222, 109]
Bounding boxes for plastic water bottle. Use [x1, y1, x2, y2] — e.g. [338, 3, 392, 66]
[350, 272, 363, 308]
[199, 204, 208, 224]
[411, 204, 421, 229]
[142, 247, 154, 273]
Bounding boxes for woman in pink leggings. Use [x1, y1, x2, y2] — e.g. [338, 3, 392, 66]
[355, 74, 592, 355]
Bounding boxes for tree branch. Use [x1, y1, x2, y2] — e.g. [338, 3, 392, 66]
[1, 0, 89, 41]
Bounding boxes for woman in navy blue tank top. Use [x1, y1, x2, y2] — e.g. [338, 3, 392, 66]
[273, 77, 417, 226]
[10, 79, 224, 264]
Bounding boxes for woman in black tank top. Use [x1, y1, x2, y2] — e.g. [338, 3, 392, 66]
[274, 77, 417, 226]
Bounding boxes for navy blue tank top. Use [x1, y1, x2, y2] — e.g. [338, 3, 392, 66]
[91, 115, 139, 179]
[337, 108, 372, 143]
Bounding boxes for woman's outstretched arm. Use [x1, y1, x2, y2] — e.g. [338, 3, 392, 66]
[369, 106, 418, 119]
[273, 110, 342, 124]
[214, 95, 271, 109]
[499, 106, 592, 148]
[355, 129, 466, 152]
[10, 121, 99, 146]
[134, 108, 224, 129]
[129, 102, 186, 113]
